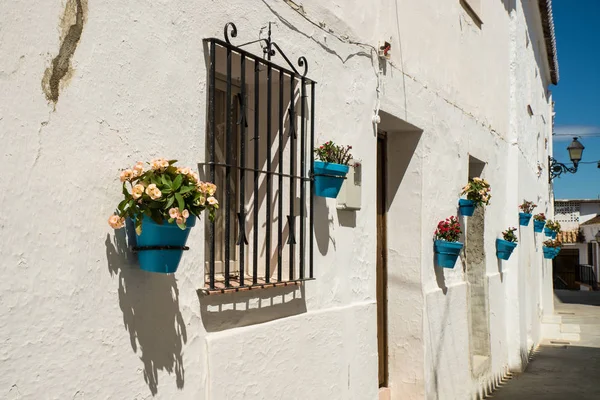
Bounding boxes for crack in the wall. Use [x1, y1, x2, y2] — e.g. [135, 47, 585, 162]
[260, 0, 372, 65]
[0, 55, 26, 80]
[277, 0, 509, 142]
[42, 0, 87, 104]
[98, 119, 125, 143]
[31, 111, 52, 173]
[33, 121, 48, 168]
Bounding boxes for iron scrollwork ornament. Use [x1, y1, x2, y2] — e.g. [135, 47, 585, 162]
[548, 156, 578, 181]
[223, 22, 309, 77]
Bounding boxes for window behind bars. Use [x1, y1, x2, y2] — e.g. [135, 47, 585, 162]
[200, 24, 316, 293]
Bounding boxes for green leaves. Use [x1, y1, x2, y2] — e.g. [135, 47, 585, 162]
[165, 196, 175, 209]
[149, 201, 164, 209]
[110, 160, 220, 232]
[172, 174, 183, 191]
[179, 185, 195, 195]
[175, 193, 185, 211]
[117, 199, 129, 213]
[314, 141, 353, 165]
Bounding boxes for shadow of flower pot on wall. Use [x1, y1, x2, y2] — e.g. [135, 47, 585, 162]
[105, 224, 187, 396]
[313, 196, 334, 255]
[433, 249, 448, 295]
[336, 208, 357, 228]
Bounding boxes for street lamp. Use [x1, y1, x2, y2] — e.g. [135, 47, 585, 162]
[549, 137, 585, 181]
[595, 230, 600, 243]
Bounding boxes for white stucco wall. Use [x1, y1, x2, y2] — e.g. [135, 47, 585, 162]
[0, 0, 555, 399]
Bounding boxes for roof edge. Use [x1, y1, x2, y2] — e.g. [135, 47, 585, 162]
[538, 0, 559, 84]
[556, 199, 600, 203]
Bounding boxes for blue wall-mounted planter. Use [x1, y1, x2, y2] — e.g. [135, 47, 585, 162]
[551, 231, 558, 239]
[134, 215, 196, 274]
[542, 246, 554, 259]
[533, 219, 545, 233]
[434, 240, 464, 268]
[519, 213, 532, 226]
[496, 238, 517, 260]
[459, 199, 476, 217]
[313, 161, 349, 198]
[554, 247, 561, 257]
[544, 227, 553, 237]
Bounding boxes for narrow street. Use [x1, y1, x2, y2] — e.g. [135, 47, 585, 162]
[491, 290, 600, 399]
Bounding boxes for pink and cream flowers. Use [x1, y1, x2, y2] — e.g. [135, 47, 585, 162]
[460, 177, 491, 208]
[109, 159, 218, 234]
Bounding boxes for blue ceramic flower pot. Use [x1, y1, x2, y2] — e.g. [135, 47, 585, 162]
[134, 215, 196, 274]
[434, 240, 464, 268]
[519, 213, 532, 226]
[533, 219, 545, 233]
[544, 227, 553, 237]
[496, 238, 517, 260]
[459, 199, 476, 217]
[551, 231, 557, 239]
[542, 246, 554, 259]
[313, 161, 350, 198]
[554, 247, 561, 257]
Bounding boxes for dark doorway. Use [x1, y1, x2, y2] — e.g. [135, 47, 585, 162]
[554, 248, 580, 289]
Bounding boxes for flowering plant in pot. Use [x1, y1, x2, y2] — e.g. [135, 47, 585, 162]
[542, 239, 562, 259]
[496, 227, 518, 260]
[108, 158, 219, 274]
[544, 220, 560, 239]
[313, 141, 353, 198]
[459, 177, 491, 216]
[433, 216, 463, 268]
[533, 213, 546, 233]
[518, 200, 536, 226]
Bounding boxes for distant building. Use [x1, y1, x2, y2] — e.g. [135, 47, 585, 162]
[554, 199, 600, 289]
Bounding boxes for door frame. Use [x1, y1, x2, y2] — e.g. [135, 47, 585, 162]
[377, 132, 388, 387]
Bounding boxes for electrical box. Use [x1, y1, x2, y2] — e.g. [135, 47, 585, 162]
[336, 163, 362, 211]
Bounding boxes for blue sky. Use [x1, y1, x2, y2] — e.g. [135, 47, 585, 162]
[551, 1, 600, 199]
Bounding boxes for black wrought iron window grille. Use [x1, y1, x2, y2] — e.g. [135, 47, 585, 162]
[200, 23, 316, 293]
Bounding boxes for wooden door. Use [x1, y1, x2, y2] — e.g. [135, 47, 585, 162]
[377, 133, 388, 387]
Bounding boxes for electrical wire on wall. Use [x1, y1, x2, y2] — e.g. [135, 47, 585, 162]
[273, 0, 398, 135]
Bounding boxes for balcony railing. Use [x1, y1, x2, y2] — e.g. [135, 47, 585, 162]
[577, 264, 598, 290]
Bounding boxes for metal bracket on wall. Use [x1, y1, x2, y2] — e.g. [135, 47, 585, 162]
[132, 246, 190, 252]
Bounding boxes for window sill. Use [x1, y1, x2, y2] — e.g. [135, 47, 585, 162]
[199, 277, 314, 295]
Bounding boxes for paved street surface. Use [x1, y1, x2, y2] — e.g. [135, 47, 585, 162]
[490, 290, 600, 399]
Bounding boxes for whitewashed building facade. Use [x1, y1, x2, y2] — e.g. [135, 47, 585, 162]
[0, 0, 559, 399]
